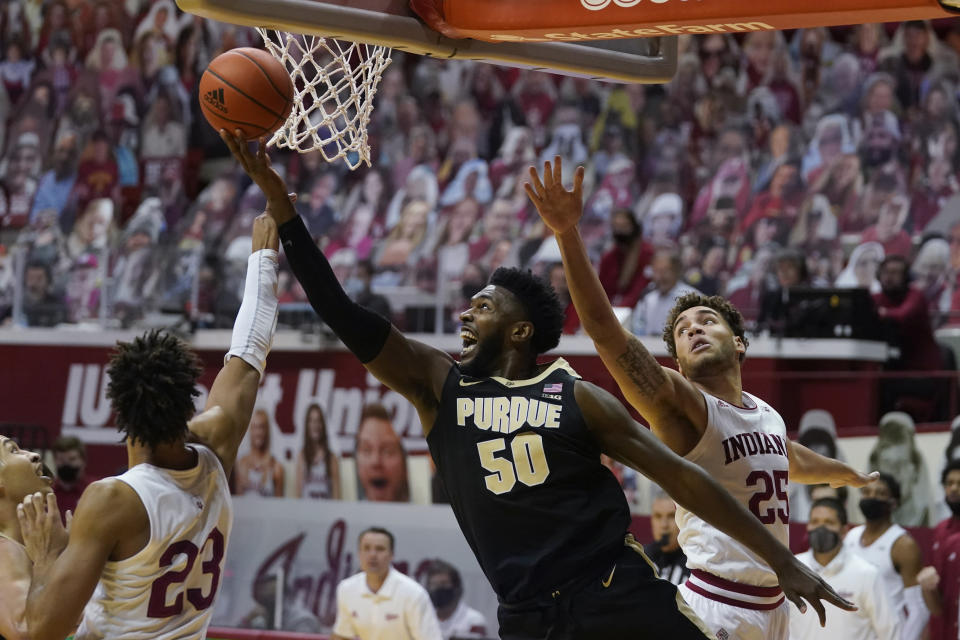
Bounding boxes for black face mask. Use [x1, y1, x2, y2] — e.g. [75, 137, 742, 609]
[56, 464, 80, 483]
[657, 532, 671, 549]
[859, 498, 892, 521]
[612, 232, 635, 246]
[808, 526, 840, 553]
[947, 500, 960, 518]
[429, 586, 458, 609]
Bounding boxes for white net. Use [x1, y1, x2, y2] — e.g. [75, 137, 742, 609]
[256, 28, 392, 170]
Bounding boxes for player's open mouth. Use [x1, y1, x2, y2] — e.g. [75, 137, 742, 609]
[36, 463, 53, 483]
[461, 328, 478, 356]
[691, 339, 710, 353]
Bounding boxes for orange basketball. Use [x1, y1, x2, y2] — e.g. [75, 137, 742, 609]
[199, 47, 294, 140]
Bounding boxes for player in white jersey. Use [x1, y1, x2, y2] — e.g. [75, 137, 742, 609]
[843, 473, 937, 640]
[527, 156, 873, 639]
[15, 205, 281, 640]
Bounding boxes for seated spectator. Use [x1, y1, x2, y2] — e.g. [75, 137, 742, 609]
[375, 199, 430, 279]
[861, 193, 911, 258]
[353, 259, 392, 321]
[874, 255, 943, 374]
[911, 156, 958, 233]
[326, 202, 380, 261]
[630, 248, 701, 336]
[803, 113, 856, 182]
[685, 241, 727, 296]
[299, 171, 339, 238]
[1, 132, 41, 231]
[727, 245, 776, 324]
[439, 158, 491, 207]
[73, 130, 119, 212]
[66, 198, 113, 262]
[881, 20, 944, 112]
[597, 208, 654, 309]
[51, 436, 91, 521]
[790, 497, 901, 639]
[355, 403, 409, 502]
[30, 132, 79, 225]
[868, 413, 935, 526]
[758, 247, 810, 333]
[641, 192, 684, 247]
[469, 198, 517, 267]
[0, 37, 34, 106]
[789, 409, 845, 521]
[426, 560, 489, 640]
[21, 261, 65, 327]
[643, 491, 689, 586]
[431, 197, 479, 287]
[836, 241, 884, 292]
[111, 200, 165, 326]
[235, 409, 285, 497]
[911, 237, 951, 325]
[295, 403, 341, 500]
[384, 164, 438, 230]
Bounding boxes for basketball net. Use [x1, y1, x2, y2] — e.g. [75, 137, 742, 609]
[256, 28, 392, 170]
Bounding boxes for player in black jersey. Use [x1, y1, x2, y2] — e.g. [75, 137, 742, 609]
[223, 132, 853, 640]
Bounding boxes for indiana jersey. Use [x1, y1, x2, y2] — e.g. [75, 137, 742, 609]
[676, 389, 790, 588]
[427, 358, 631, 604]
[75, 445, 232, 640]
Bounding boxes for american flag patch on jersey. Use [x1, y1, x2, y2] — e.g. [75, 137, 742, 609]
[543, 383, 563, 393]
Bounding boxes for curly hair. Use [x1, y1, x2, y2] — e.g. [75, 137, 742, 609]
[489, 267, 564, 355]
[662, 293, 749, 363]
[106, 330, 202, 448]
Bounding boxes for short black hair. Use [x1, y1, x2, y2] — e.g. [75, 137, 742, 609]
[489, 267, 564, 354]
[358, 526, 395, 551]
[53, 436, 86, 460]
[106, 330, 202, 448]
[663, 293, 749, 364]
[875, 471, 902, 502]
[427, 559, 463, 590]
[811, 497, 848, 526]
[942, 459, 960, 485]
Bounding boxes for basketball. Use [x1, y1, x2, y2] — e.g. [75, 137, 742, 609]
[199, 47, 294, 140]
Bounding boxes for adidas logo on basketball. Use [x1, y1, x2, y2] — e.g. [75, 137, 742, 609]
[203, 87, 228, 113]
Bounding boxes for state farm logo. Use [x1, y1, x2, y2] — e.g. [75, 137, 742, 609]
[581, 0, 670, 10]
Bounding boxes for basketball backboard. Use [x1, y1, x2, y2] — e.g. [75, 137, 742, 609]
[176, 0, 678, 84]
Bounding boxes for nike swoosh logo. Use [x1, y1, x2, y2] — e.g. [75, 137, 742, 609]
[459, 379, 484, 386]
[601, 564, 616, 588]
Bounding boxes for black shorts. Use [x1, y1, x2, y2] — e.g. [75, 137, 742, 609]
[497, 536, 711, 640]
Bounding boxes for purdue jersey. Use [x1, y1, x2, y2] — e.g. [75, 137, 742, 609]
[676, 390, 790, 588]
[427, 359, 631, 604]
[76, 445, 232, 640]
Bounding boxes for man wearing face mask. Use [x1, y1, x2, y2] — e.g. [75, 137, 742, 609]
[51, 436, 90, 521]
[597, 208, 654, 309]
[925, 460, 960, 640]
[426, 559, 489, 640]
[643, 491, 690, 585]
[844, 473, 936, 640]
[791, 498, 901, 639]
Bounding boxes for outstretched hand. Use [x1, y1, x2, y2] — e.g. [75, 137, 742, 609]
[524, 155, 585, 236]
[219, 129, 295, 223]
[832, 469, 879, 489]
[776, 554, 857, 626]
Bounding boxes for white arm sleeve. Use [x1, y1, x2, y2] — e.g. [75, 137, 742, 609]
[225, 249, 279, 377]
[408, 587, 443, 640]
[901, 584, 930, 640]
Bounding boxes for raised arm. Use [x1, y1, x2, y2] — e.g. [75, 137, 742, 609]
[221, 131, 454, 430]
[786, 440, 875, 487]
[526, 158, 706, 450]
[188, 213, 280, 477]
[18, 483, 143, 640]
[575, 380, 855, 625]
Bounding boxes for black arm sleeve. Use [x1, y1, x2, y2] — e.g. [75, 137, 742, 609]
[277, 215, 391, 363]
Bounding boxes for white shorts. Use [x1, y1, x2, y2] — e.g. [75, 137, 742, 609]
[678, 582, 789, 640]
